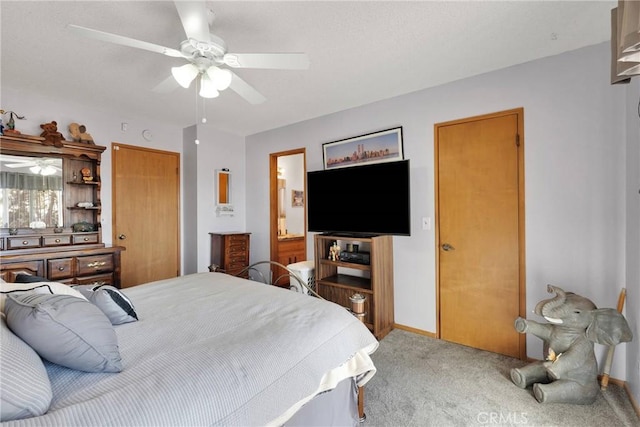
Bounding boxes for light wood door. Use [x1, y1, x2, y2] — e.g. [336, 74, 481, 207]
[435, 109, 525, 359]
[112, 143, 180, 287]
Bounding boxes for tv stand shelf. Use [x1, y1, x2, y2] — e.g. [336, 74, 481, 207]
[318, 259, 370, 271]
[321, 274, 372, 291]
[314, 234, 394, 339]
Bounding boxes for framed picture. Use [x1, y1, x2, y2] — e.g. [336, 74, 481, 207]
[322, 127, 403, 169]
[292, 190, 304, 207]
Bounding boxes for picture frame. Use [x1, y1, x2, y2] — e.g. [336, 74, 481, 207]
[322, 127, 403, 169]
[291, 190, 304, 207]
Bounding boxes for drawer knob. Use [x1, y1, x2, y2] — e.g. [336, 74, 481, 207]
[55, 239, 61, 243]
[83, 237, 90, 242]
[58, 266, 65, 271]
[22, 241, 29, 245]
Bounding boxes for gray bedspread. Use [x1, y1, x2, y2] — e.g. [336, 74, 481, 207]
[5, 272, 378, 426]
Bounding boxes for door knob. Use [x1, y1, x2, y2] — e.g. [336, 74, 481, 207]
[118, 234, 127, 240]
[441, 243, 455, 251]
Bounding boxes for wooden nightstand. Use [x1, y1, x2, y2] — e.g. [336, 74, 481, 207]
[209, 232, 251, 277]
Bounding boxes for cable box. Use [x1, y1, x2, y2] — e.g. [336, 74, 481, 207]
[339, 251, 370, 265]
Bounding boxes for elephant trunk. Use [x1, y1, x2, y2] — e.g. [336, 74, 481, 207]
[534, 285, 566, 317]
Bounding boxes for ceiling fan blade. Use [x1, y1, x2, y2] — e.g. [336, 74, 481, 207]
[152, 75, 180, 93]
[67, 24, 184, 58]
[174, 1, 211, 42]
[223, 53, 310, 70]
[228, 72, 266, 105]
[5, 162, 36, 168]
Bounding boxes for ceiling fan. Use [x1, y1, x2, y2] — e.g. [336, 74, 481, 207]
[67, 1, 309, 104]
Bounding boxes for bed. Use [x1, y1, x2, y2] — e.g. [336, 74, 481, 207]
[0, 265, 379, 426]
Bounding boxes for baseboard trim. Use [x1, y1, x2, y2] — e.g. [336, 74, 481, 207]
[393, 323, 436, 338]
[393, 322, 639, 418]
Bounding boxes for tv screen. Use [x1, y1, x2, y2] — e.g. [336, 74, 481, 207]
[307, 159, 411, 236]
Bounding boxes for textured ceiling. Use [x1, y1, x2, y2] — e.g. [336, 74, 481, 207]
[1, 1, 615, 136]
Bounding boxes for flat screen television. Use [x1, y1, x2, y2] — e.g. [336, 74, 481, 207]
[306, 159, 411, 236]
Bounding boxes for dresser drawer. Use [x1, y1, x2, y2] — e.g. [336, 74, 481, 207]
[7, 236, 41, 250]
[72, 233, 99, 245]
[48, 258, 74, 280]
[0, 260, 45, 282]
[77, 254, 114, 276]
[227, 234, 249, 243]
[43, 235, 72, 247]
[228, 253, 248, 264]
[74, 273, 114, 287]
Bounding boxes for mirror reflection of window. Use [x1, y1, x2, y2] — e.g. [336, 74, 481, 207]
[0, 155, 63, 228]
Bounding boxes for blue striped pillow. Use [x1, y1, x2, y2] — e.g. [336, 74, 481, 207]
[0, 314, 52, 421]
[73, 284, 138, 325]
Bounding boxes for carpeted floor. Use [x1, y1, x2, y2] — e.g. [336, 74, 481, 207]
[364, 329, 639, 427]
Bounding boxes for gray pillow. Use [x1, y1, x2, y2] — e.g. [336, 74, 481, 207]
[0, 314, 52, 421]
[5, 293, 122, 373]
[73, 284, 138, 325]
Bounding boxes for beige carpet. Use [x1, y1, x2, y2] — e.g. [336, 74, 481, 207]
[364, 329, 639, 427]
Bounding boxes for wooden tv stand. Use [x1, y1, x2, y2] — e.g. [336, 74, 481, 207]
[314, 233, 394, 339]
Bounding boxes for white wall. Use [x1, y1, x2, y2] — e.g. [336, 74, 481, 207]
[624, 77, 640, 406]
[246, 42, 635, 382]
[193, 126, 246, 272]
[183, 125, 198, 274]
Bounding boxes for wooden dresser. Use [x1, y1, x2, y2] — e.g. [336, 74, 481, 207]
[209, 232, 251, 276]
[0, 246, 122, 288]
[0, 134, 122, 287]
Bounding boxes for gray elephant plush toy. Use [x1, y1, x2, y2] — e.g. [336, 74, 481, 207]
[510, 284, 632, 404]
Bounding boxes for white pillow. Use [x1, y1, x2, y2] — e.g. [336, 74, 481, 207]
[0, 281, 87, 313]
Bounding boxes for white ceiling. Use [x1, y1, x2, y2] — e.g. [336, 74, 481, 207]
[1, 1, 615, 137]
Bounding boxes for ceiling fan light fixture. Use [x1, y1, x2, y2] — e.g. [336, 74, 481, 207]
[199, 73, 220, 98]
[28, 165, 56, 176]
[206, 66, 232, 90]
[41, 166, 57, 176]
[172, 63, 199, 88]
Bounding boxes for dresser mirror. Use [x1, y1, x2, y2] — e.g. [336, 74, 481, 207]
[0, 154, 64, 228]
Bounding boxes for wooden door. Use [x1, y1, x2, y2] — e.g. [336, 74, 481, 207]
[112, 143, 180, 287]
[435, 109, 525, 359]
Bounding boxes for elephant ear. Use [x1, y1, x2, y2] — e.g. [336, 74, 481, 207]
[586, 308, 633, 345]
